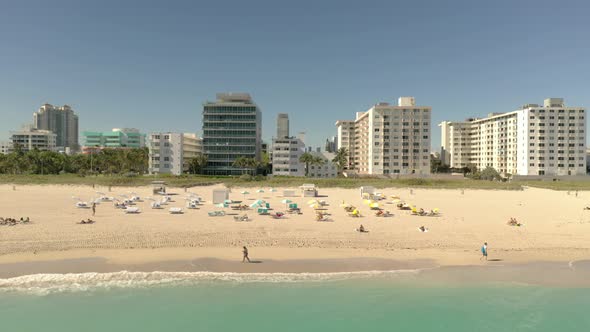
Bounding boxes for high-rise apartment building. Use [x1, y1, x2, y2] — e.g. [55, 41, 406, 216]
[440, 98, 586, 176]
[202, 93, 262, 175]
[336, 97, 431, 175]
[10, 127, 57, 152]
[277, 113, 289, 139]
[148, 132, 202, 175]
[33, 103, 79, 152]
[82, 128, 146, 154]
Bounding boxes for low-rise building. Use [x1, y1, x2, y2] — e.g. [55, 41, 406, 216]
[307, 151, 338, 178]
[0, 141, 11, 154]
[82, 128, 145, 153]
[148, 132, 203, 175]
[9, 127, 57, 152]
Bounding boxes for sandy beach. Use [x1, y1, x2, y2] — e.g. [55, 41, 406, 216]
[1, 184, 590, 276]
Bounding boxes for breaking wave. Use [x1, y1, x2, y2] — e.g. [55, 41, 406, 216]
[0, 269, 429, 295]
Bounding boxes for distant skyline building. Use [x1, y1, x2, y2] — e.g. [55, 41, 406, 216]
[148, 132, 202, 175]
[33, 103, 79, 152]
[324, 137, 337, 153]
[277, 113, 289, 139]
[440, 98, 586, 176]
[202, 93, 262, 175]
[82, 128, 146, 154]
[336, 96, 431, 175]
[10, 126, 57, 152]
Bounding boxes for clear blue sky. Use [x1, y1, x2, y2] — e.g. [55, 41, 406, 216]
[1, 0, 589, 149]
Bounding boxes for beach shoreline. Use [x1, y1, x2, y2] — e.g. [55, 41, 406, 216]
[1, 250, 589, 288]
[1, 184, 589, 283]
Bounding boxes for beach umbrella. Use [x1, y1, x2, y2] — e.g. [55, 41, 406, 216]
[256, 189, 265, 193]
[224, 199, 232, 205]
[281, 199, 292, 209]
[307, 199, 318, 205]
[254, 199, 265, 205]
[249, 202, 260, 208]
[215, 203, 227, 209]
[240, 190, 250, 199]
[370, 202, 380, 209]
[310, 203, 320, 210]
[363, 199, 373, 205]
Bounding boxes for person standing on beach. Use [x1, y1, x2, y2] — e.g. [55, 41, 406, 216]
[92, 202, 96, 216]
[480, 242, 488, 261]
[242, 246, 251, 263]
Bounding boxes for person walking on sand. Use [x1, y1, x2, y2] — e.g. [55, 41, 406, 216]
[242, 246, 251, 263]
[480, 242, 488, 261]
[92, 202, 96, 216]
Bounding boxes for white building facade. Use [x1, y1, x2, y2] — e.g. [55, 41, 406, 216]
[336, 97, 431, 175]
[9, 128, 57, 152]
[308, 151, 338, 178]
[440, 98, 586, 176]
[0, 141, 12, 154]
[271, 137, 305, 176]
[148, 133, 203, 175]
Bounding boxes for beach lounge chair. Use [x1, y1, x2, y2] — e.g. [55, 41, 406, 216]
[75, 202, 90, 209]
[187, 201, 199, 209]
[208, 210, 225, 217]
[257, 208, 269, 215]
[233, 214, 250, 222]
[315, 212, 331, 222]
[124, 207, 140, 214]
[169, 207, 184, 214]
[348, 209, 361, 218]
[271, 212, 285, 219]
[151, 201, 162, 209]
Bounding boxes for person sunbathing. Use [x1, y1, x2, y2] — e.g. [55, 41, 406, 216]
[507, 218, 521, 226]
[375, 210, 384, 216]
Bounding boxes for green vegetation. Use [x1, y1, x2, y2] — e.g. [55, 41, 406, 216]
[0, 145, 148, 175]
[0, 173, 529, 190]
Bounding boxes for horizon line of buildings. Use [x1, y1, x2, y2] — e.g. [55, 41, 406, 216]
[1, 95, 587, 177]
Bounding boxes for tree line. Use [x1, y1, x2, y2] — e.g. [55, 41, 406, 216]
[0, 145, 149, 175]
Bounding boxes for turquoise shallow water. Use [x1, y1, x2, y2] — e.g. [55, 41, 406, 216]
[0, 277, 589, 332]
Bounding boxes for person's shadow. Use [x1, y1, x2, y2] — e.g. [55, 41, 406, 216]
[248, 260, 263, 264]
[488, 259, 503, 262]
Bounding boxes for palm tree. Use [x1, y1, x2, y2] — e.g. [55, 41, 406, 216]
[299, 152, 314, 177]
[188, 153, 208, 174]
[332, 147, 348, 174]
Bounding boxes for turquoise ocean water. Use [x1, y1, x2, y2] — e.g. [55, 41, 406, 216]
[0, 271, 589, 331]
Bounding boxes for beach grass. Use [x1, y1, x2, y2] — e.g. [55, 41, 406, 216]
[1, 174, 588, 190]
[0, 174, 524, 189]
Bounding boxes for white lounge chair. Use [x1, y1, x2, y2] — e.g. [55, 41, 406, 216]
[169, 207, 183, 214]
[151, 202, 162, 209]
[76, 202, 89, 209]
[187, 201, 199, 209]
[124, 207, 140, 214]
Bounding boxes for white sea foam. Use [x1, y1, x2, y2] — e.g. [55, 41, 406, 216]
[0, 269, 429, 295]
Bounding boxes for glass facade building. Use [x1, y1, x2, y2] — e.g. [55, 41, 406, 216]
[202, 93, 262, 175]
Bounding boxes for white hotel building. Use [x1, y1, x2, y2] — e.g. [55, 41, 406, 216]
[148, 133, 202, 175]
[336, 97, 432, 175]
[440, 98, 586, 176]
